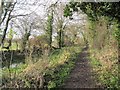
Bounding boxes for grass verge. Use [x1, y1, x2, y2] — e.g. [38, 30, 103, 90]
[89, 49, 119, 89]
[45, 46, 81, 88]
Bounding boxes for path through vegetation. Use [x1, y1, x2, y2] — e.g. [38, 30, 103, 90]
[62, 47, 101, 88]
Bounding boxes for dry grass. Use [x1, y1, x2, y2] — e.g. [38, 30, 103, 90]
[95, 46, 118, 70]
[2, 46, 81, 88]
[22, 59, 49, 76]
[90, 45, 119, 88]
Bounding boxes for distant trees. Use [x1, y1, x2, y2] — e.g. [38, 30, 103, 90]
[53, 2, 69, 48]
[55, 4, 65, 48]
[45, 2, 68, 49]
[14, 13, 42, 51]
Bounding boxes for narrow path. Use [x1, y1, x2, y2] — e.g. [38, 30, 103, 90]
[62, 47, 101, 88]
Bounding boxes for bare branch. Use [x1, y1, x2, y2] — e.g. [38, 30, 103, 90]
[1, 2, 17, 47]
[10, 14, 29, 19]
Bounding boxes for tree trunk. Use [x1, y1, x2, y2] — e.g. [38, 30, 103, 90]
[57, 20, 64, 48]
[46, 10, 53, 49]
[58, 29, 62, 48]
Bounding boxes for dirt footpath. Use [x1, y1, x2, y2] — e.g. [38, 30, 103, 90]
[62, 47, 102, 88]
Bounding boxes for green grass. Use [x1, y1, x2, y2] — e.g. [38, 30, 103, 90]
[1, 63, 27, 81]
[90, 58, 102, 67]
[45, 46, 81, 88]
[47, 59, 76, 88]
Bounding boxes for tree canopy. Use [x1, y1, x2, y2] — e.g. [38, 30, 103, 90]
[64, 1, 120, 47]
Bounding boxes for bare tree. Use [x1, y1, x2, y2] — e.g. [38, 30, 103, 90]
[13, 13, 42, 51]
[53, 2, 69, 48]
[44, 1, 59, 49]
[0, 0, 45, 48]
[0, 1, 17, 47]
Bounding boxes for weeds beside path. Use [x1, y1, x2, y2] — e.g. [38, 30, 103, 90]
[62, 47, 102, 88]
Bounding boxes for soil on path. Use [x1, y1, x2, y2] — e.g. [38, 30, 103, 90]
[62, 47, 101, 88]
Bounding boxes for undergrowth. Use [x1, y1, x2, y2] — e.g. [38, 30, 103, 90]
[1, 46, 81, 88]
[89, 48, 119, 89]
[45, 46, 81, 88]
